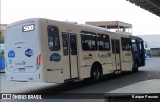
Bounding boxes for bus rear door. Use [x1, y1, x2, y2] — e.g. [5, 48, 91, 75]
[111, 39, 121, 73]
[62, 33, 78, 80]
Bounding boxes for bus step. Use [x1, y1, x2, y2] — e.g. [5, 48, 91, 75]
[114, 70, 122, 74]
[64, 77, 80, 82]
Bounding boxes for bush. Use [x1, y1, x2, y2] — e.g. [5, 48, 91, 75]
[0, 34, 4, 44]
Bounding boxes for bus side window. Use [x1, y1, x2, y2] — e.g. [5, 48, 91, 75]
[116, 40, 120, 54]
[112, 40, 115, 54]
[139, 42, 142, 51]
[62, 33, 68, 55]
[121, 37, 131, 51]
[131, 40, 138, 52]
[47, 25, 60, 51]
[121, 37, 126, 50]
[70, 35, 77, 55]
[126, 38, 131, 51]
[97, 34, 110, 51]
[81, 31, 97, 51]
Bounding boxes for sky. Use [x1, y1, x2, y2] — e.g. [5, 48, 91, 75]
[1, 0, 160, 35]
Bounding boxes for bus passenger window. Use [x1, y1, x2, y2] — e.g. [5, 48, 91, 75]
[62, 33, 68, 55]
[48, 37, 54, 48]
[132, 44, 138, 51]
[47, 25, 60, 51]
[121, 37, 126, 50]
[81, 31, 97, 51]
[126, 38, 131, 51]
[116, 40, 120, 54]
[121, 37, 131, 51]
[111, 40, 115, 54]
[97, 34, 110, 51]
[131, 40, 138, 51]
[139, 43, 142, 51]
[70, 35, 77, 55]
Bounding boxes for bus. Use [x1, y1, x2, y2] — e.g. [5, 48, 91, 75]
[4, 18, 145, 83]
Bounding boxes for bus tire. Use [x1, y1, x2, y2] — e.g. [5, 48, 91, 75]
[90, 65, 101, 83]
[132, 62, 139, 72]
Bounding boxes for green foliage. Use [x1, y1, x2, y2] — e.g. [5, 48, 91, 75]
[0, 31, 4, 44]
[152, 55, 160, 57]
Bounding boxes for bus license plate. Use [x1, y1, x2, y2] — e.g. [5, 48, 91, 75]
[19, 68, 25, 72]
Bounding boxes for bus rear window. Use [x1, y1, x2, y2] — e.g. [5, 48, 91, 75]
[47, 25, 60, 51]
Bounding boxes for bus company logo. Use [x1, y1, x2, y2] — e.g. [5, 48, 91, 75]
[2, 94, 11, 99]
[9, 59, 12, 64]
[15, 61, 26, 66]
[98, 53, 111, 58]
[8, 50, 15, 58]
[25, 49, 34, 57]
[50, 53, 61, 62]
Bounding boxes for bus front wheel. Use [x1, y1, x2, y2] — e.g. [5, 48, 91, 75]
[90, 66, 101, 82]
[132, 62, 139, 72]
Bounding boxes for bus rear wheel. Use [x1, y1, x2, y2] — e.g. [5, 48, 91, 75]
[90, 66, 101, 83]
[132, 62, 139, 72]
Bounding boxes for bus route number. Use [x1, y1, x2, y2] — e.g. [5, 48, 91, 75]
[22, 24, 35, 32]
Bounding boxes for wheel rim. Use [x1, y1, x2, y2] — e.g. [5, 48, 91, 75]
[133, 62, 138, 72]
[135, 63, 138, 69]
[92, 69, 100, 80]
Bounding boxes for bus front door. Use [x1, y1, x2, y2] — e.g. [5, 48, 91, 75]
[112, 39, 121, 72]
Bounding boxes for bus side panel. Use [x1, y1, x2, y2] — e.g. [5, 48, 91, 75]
[76, 35, 91, 79]
[37, 20, 47, 82]
[78, 31, 97, 79]
[39, 20, 64, 83]
[120, 38, 133, 71]
[109, 35, 118, 72]
[79, 66, 91, 79]
[99, 51, 114, 74]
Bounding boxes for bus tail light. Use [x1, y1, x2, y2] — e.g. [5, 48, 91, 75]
[36, 54, 42, 69]
[60, 71, 63, 76]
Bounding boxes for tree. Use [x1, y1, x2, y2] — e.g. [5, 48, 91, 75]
[0, 31, 4, 44]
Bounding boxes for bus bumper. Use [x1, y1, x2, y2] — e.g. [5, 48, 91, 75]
[5, 72, 42, 82]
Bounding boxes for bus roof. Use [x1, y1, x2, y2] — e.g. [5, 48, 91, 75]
[129, 35, 143, 41]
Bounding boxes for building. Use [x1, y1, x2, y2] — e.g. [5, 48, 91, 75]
[85, 21, 132, 35]
[137, 35, 160, 56]
[127, 0, 160, 17]
[0, 24, 8, 36]
[0, 24, 8, 31]
[0, 24, 7, 49]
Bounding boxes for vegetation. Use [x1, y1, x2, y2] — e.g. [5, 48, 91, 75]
[0, 31, 4, 44]
[152, 55, 160, 57]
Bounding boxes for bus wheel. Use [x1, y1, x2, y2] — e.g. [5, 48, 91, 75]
[90, 66, 101, 82]
[132, 62, 139, 72]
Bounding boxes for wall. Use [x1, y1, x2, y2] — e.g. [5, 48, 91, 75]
[151, 48, 160, 56]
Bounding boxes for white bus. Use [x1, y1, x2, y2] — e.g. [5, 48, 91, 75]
[4, 18, 145, 83]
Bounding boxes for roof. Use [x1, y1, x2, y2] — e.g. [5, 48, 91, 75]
[129, 35, 143, 41]
[127, 0, 160, 17]
[137, 34, 160, 42]
[86, 21, 132, 29]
